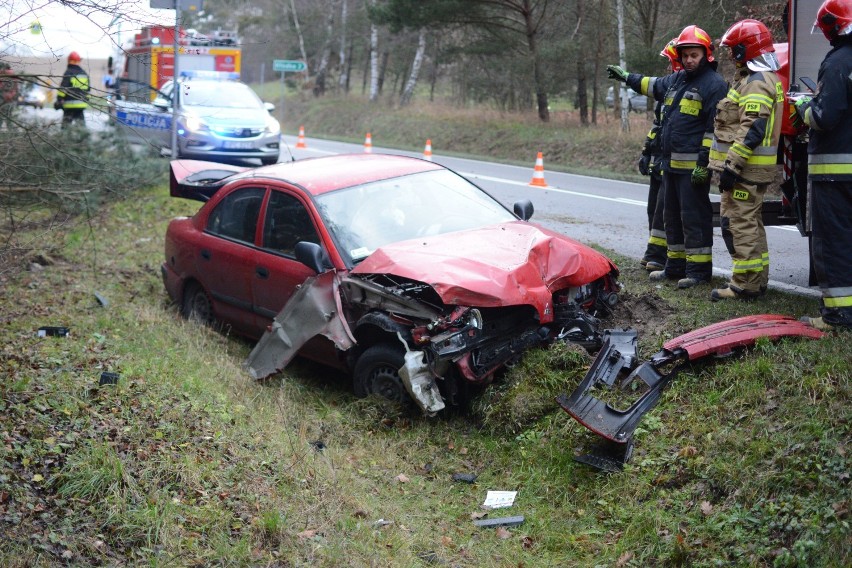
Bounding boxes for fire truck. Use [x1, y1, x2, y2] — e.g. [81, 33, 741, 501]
[119, 25, 241, 102]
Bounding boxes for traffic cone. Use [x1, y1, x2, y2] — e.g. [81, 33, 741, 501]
[364, 132, 373, 153]
[296, 125, 307, 148]
[423, 139, 433, 161]
[529, 152, 548, 187]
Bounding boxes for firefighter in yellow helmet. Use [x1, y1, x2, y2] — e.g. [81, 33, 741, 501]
[709, 19, 784, 301]
[56, 51, 90, 126]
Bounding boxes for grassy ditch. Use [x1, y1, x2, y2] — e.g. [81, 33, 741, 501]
[1, 180, 848, 567]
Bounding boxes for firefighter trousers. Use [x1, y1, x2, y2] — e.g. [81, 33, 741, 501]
[642, 173, 667, 266]
[720, 181, 769, 294]
[662, 172, 713, 281]
[810, 179, 852, 328]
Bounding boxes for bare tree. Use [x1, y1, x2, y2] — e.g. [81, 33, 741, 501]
[399, 28, 426, 106]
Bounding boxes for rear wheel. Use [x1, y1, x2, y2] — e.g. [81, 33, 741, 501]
[353, 343, 409, 404]
[181, 281, 213, 324]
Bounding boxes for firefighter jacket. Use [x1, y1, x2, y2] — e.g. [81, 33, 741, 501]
[58, 64, 89, 110]
[627, 63, 727, 174]
[801, 41, 852, 181]
[710, 67, 784, 184]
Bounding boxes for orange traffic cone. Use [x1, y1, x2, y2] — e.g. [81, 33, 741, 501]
[296, 125, 307, 148]
[364, 132, 373, 153]
[529, 152, 548, 187]
[423, 139, 433, 161]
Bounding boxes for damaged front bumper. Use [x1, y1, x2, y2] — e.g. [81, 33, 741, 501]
[558, 315, 825, 471]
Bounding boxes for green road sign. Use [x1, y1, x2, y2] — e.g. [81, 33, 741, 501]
[273, 60, 306, 72]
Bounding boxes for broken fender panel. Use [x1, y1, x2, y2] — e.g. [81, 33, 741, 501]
[352, 223, 617, 322]
[559, 315, 824, 468]
[245, 271, 356, 379]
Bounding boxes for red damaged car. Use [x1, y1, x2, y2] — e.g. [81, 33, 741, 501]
[162, 154, 620, 414]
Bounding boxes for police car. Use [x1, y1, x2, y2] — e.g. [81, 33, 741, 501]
[114, 71, 281, 165]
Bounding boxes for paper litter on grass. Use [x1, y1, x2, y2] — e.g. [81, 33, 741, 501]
[482, 491, 517, 509]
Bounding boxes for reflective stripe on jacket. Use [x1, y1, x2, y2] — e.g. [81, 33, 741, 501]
[710, 68, 783, 184]
[805, 42, 852, 181]
[627, 64, 727, 174]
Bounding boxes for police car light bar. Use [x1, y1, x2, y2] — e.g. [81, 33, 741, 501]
[178, 70, 240, 81]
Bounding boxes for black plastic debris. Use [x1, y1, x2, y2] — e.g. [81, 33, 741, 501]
[310, 440, 326, 452]
[38, 326, 69, 337]
[451, 473, 478, 484]
[473, 515, 525, 528]
[574, 439, 635, 473]
[99, 372, 120, 386]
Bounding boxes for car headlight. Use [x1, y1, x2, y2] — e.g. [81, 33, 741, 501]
[184, 115, 208, 133]
[265, 115, 280, 135]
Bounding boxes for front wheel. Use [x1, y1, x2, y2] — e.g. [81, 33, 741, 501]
[352, 344, 409, 404]
[261, 154, 280, 166]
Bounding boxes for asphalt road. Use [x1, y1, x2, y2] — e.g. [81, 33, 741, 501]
[279, 134, 818, 298]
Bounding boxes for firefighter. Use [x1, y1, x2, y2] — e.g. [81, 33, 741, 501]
[608, 26, 727, 288]
[709, 19, 784, 301]
[639, 39, 683, 272]
[795, 0, 852, 331]
[56, 51, 89, 126]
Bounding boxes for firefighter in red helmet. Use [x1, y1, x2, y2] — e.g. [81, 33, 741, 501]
[56, 51, 90, 126]
[795, 0, 852, 330]
[709, 19, 784, 301]
[607, 25, 727, 289]
[638, 38, 683, 273]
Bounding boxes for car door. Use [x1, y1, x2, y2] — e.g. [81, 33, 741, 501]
[198, 185, 266, 336]
[252, 188, 324, 329]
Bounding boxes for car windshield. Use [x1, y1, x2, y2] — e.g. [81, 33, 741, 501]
[180, 81, 263, 109]
[315, 169, 516, 264]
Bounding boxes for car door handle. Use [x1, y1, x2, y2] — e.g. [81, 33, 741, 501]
[200, 249, 211, 260]
[256, 266, 269, 279]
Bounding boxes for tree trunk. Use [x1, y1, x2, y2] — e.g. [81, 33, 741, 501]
[313, 0, 338, 97]
[289, 0, 309, 77]
[369, 0, 380, 102]
[522, 0, 549, 122]
[400, 29, 426, 106]
[377, 50, 389, 96]
[338, 0, 349, 91]
[616, 0, 629, 132]
[575, 0, 588, 125]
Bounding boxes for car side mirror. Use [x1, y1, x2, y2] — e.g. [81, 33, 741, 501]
[513, 199, 534, 221]
[295, 241, 331, 273]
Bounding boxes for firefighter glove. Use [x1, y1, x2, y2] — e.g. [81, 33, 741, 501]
[790, 95, 812, 129]
[606, 65, 629, 83]
[718, 167, 740, 192]
[691, 166, 710, 186]
[638, 154, 651, 176]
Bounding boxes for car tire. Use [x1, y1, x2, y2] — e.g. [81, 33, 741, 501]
[181, 281, 213, 324]
[352, 343, 410, 404]
[261, 155, 279, 166]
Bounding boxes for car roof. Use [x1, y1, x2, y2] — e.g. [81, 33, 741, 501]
[245, 153, 445, 196]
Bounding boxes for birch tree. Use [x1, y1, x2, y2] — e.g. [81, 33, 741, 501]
[399, 29, 426, 106]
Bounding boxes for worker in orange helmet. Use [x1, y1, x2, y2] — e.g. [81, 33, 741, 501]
[56, 51, 90, 126]
[709, 19, 783, 302]
[638, 38, 684, 273]
[608, 25, 727, 289]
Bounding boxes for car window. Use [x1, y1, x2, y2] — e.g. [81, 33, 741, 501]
[261, 190, 320, 256]
[206, 186, 265, 244]
[315, 169, 515, 263]
[180, 81, 264, 110]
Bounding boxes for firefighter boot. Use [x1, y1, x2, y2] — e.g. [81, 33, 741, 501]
[711, 284, 760, 302]
[677, 277, 708, 289]
[800, 316, 835, 331]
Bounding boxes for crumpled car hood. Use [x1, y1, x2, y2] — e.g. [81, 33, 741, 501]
[352, 222, 617, 318]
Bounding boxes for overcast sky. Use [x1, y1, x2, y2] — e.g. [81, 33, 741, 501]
[4, 1, 177, 61]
